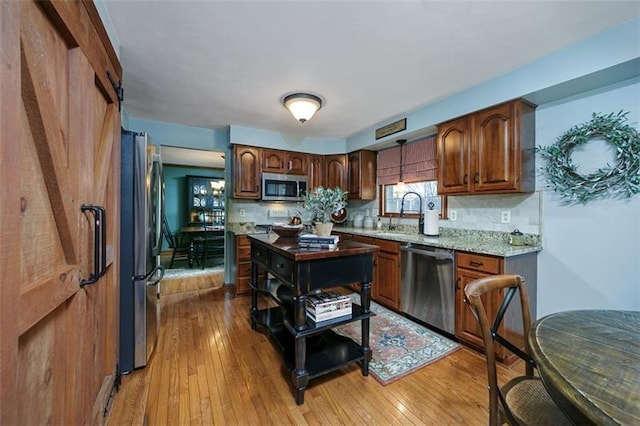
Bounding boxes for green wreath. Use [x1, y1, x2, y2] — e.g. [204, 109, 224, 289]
[537, 111, 640, 204]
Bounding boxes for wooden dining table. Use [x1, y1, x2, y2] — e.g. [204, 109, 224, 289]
[180, 225, 224, 268]
[528, 310, 640, 425]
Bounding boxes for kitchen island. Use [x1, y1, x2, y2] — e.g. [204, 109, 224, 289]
[248, 233, 379, 404]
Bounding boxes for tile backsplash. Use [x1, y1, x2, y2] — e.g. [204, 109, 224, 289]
[444, 192, 542, 235]
[226, 191, 542, 236]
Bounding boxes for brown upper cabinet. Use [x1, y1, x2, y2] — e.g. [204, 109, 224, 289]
[261, 148, 308, 175]
[324, 154, 348, 190]
[307, 154, 324, 190]
[437, 99, 536, 195]
[348, 150, 377, 200]
[231, 146, 369, 198]
[233, 145, 261, 199]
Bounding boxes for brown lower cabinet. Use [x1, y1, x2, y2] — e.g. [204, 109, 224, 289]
[350, 235, 401, 311]
[235, 235, 265, 295]
[455, 251, 537, 365]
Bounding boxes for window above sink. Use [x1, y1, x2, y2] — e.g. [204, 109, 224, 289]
[381, 180, 446, 219]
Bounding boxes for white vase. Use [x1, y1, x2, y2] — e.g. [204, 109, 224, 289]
[315, 222, 333, 237]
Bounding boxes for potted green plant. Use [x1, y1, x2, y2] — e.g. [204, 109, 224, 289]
[301, 186, 348, 236]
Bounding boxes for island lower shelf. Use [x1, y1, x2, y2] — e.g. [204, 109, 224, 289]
[252, 306, 372, 379]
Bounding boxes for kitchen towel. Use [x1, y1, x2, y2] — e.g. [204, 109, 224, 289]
[424, 210, 439, 236]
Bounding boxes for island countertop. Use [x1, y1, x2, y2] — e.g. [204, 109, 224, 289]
[247, 233, 379, 262]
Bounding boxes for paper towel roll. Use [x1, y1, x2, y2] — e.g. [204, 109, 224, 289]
[424, 210, 439, 236]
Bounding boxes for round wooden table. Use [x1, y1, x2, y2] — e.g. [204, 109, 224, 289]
[528, 310, 640, 425]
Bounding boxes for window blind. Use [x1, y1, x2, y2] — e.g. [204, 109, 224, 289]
[377, 136, 437, 186]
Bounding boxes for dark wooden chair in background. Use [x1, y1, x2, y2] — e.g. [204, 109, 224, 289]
[464, 274, 570, 425]
[162, 215, 192, 269]
[197, 209, 224, 269]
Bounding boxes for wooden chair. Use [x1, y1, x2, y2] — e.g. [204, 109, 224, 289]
[197, 209, 224, 269]
[197, 230, 224, 269]
[162, 215, 191, 269]
[464, 275, 570, 425]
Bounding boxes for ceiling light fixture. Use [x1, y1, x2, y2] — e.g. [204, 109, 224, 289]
[283, 93, 323, 124]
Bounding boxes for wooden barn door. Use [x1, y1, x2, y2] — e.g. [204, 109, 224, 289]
[0, 1, 122, 424]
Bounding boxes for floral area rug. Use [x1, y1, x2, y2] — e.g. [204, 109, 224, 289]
[334, 293, 460, 385]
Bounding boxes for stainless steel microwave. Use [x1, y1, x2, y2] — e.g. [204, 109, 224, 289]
[261, 173, 307, 201]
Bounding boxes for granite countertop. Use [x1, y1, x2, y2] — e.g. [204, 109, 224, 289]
[227, 222, 542, 257]
[332, 227, 542, 257]
[226, 222, 268, 235]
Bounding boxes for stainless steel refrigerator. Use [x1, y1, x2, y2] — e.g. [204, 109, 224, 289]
[119, 129, 165, 374]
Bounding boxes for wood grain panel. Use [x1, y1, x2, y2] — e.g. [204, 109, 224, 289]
[3, 1, 122, 424]
[18, 265, 78, 334]
[0, 1, 22, 423]
[21, 37, 77, 263]
[93, 104, 116, 201]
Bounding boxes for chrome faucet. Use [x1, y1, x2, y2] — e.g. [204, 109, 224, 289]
[400, 191, 424, 234]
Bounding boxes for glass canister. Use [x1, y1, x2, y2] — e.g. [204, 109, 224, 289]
[509, 229, 525, 246]
[353, 213, 364, 228]
[363, 216, 374, 229]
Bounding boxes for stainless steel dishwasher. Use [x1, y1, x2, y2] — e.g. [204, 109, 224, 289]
[400, 243, 455, 334]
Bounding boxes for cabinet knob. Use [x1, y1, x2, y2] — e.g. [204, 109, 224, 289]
[474, 173, 479, 184]
[463, 174, 468, 184]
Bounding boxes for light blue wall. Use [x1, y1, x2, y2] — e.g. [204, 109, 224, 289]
[229, 125, 345, 154]
[128, 117, 228, 151]
[347, 17, 640, 151]
[535, 80, 640, 316]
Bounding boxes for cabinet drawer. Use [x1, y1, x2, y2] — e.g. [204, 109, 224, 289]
[238, 260, 251, 278]
[269, 252, 294, 283]
[457, 252, 502, 274]
[238, 264, 266, 281]
[253, 245, 269, 266]
[238, 235, 250, 247]
[352, 235, 375, 245]
[238, 245, 251, 261]
[333, 231, 352, 241]
[372, 238, 400, 254]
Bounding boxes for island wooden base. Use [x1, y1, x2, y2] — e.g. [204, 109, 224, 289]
[248, 234, 378, 404]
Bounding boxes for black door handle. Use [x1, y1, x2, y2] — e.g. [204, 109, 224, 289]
[81, 205, 107, 287]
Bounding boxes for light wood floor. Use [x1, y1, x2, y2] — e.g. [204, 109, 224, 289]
[107, 272, 523, 425]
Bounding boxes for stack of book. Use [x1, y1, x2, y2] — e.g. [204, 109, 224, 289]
[297, 234, 340, 250]
[306, 291, 352, 324]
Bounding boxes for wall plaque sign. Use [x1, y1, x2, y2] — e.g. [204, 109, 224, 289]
[375, 118, 406, 140]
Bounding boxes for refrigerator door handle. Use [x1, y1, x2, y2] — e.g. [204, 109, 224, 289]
[80, 205, 107, 287]
[146, 264, 164, 286]
[151, 154, 165, 256]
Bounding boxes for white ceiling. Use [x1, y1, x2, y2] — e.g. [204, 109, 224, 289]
[101, 1, 639, 140]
